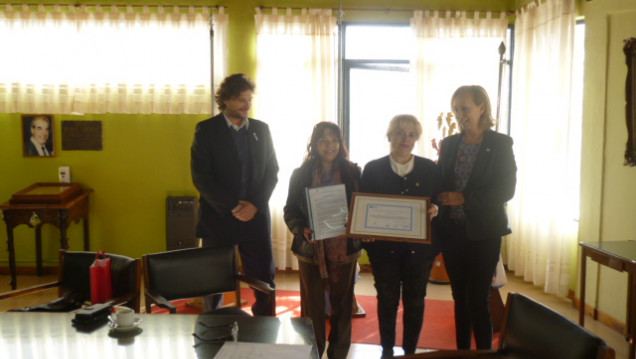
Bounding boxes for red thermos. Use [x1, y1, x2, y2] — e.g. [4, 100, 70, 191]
[90, 250, 113, 304]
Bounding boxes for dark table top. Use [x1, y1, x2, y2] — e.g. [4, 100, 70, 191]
[0, 312, 319, 358]
[580, 240, 636, 263]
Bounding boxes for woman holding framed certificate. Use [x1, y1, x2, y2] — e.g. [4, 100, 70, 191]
[283, 122, 362, 359]
[437, 85, 517, 350]
[360, 114, 442, 359]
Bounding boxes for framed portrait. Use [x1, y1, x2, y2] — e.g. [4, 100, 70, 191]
[346, 192, 431, 243]
[22, 114, 55, 157]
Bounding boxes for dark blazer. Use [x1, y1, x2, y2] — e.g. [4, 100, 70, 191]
[360, 155, 442, 258]
[437, 130, 517, 240]
[191, 114, 279, 242]
[283, 162, 362, 261]
[25, 139, 52, 156]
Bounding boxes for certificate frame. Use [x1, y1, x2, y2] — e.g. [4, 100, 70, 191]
[346, 192, 431, 243]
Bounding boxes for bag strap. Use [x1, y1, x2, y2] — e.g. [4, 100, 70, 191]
[95, 250, 106, 259]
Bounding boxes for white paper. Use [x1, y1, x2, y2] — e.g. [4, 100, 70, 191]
[214, 341, 312, 359]
[365, 203, 414, 231]
[305, 184, 348, 240]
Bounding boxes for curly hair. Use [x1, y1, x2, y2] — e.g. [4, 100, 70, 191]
[302, 122, 350, 170]
[215, 73, 255, 112]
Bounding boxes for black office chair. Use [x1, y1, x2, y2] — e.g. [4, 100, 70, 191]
[143, 245, 275, 315]
[0, 250, 141, 312]
[497, 293, 615, 359]
[396, 292, 615, 359]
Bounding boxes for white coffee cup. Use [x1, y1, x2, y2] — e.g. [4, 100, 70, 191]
[113, 306, 134, 327]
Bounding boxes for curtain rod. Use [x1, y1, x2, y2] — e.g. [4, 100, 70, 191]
[257, 6, 515, 16]
[0, 4, 513, 15]
[0, 3, 221, 10]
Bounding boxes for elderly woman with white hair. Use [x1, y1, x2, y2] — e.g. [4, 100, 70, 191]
[360, 114, 442, 359]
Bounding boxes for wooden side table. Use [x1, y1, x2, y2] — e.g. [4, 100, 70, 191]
[1, 189, 93, 289]
[580, 240, 636, 359]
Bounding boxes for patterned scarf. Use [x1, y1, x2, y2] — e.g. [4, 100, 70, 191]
[312, 166, 347, 280]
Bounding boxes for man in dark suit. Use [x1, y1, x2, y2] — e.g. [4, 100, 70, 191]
[25, 116, 53, 156]
[191, 73, 279, 315]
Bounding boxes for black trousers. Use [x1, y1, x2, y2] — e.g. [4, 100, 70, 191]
[440, 221, 501, 349]
[298, 260, 356, 359]
[202, 215, 276, 316]
[367, 246, 435, 357]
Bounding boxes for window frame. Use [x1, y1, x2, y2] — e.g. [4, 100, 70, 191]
[341, 22, 411, 148]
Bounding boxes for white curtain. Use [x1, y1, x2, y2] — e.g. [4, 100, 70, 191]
[506, 0, 578, 297]
[254, 8, 337, 270]
[410, 10, 508, 159]
[212, 8, 229, 116]
[0, 5, 227, 114]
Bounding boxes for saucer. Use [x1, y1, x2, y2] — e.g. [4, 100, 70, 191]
[108, 316, 142, 332]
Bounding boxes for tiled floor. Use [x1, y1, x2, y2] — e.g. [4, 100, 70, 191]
[0, 271, 629, 359]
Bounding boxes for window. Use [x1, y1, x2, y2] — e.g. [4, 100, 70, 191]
[342, 22, 512, 165]
[0, 5, 225, 114]
[343, 24, 415, 167]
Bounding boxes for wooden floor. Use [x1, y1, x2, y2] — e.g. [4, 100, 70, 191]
[0, 271, 629, 359]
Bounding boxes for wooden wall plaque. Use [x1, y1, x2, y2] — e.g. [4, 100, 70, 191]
[61, 121, 103, 151]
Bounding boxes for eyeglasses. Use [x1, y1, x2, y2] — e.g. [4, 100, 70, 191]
[192, 321, 239, 347]
[391, 130, 418, 139]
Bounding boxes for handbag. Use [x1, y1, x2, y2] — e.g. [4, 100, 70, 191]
[90, 250, 113, 304]
[491, 255, 507, 288]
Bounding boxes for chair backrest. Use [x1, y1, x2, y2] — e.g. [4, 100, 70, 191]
[59, 251, 140, 310]
[499, 293, 615, 359]
[143, 246, 238, 301]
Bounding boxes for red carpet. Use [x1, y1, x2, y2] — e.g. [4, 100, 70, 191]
[152, 289, 495, 350]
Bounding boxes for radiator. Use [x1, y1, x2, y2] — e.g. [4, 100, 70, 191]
[165, 196, 198, 251]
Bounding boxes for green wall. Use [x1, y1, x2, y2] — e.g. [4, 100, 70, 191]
[0, 113, 206, 266]
[0, 0, 514, 269]
[579, 0, 636, 326]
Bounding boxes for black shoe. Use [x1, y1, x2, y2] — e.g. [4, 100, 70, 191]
[352, 301, 366, 318]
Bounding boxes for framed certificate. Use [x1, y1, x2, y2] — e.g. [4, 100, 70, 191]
[346, 192, 431, 243]
[305, 184, 348, 241]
